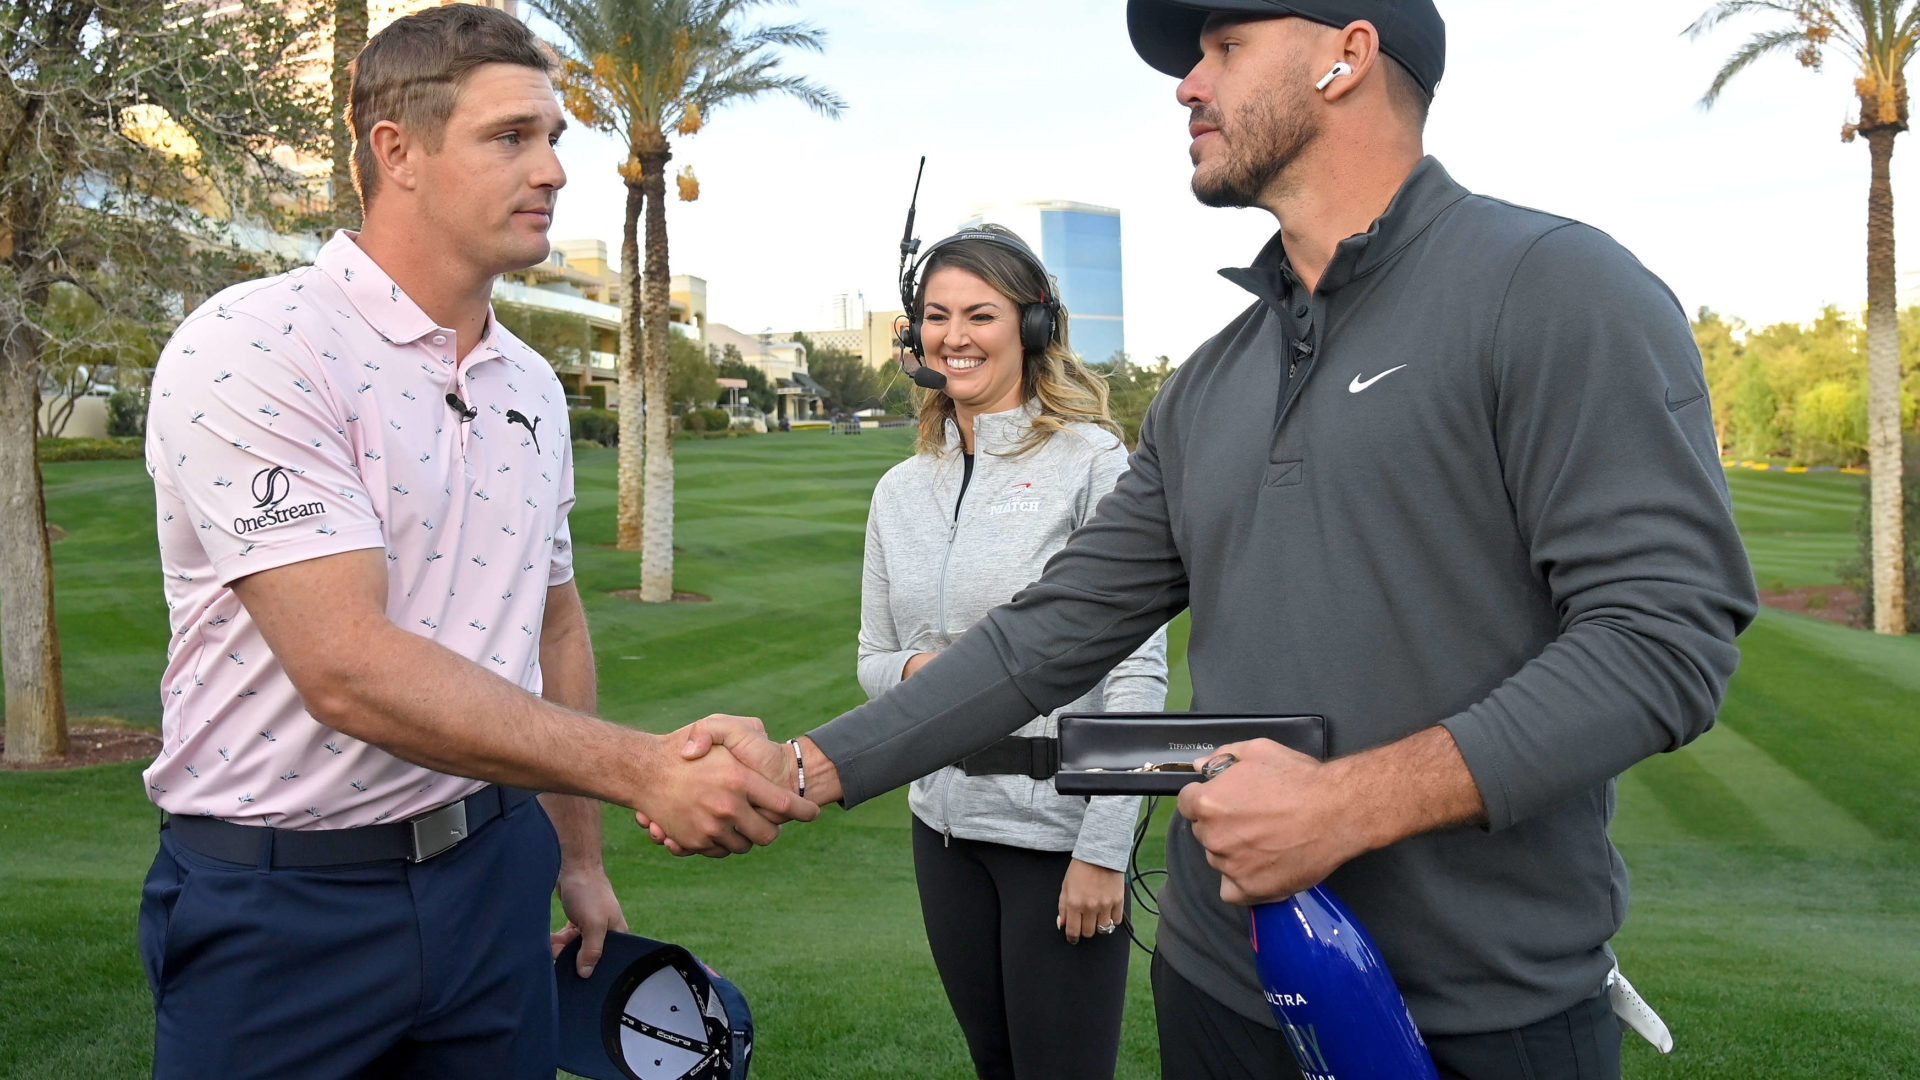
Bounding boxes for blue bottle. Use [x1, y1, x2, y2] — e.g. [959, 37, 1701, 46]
[1249, 885, 1439, 1080]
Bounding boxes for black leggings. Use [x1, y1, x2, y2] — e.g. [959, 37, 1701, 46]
[911, 817, 1131, 1080]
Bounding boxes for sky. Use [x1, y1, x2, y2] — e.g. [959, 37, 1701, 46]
[532, 0, 1916, 366]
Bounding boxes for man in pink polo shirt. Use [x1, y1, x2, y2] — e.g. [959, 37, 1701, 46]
[136, 9, 814, 1079]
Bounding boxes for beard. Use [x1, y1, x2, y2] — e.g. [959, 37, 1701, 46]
[1190, 73, 1319, 209]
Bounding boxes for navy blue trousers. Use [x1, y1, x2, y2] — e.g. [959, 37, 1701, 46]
[139, 796, 562, 1080]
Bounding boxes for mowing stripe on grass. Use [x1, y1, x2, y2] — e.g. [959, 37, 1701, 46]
[1611, 769, 1696, 845]
[1722, 469, 1864, 588]
[1682, 722, 1880, 852]
[1625, 747, 1777, 844]
[1756, 607, 1920, 697]
[1614, 717, 1878, 853]
[1716, 611, 1920, 843]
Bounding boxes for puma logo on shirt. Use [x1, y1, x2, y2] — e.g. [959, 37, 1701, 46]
[506, 409, 541, 454]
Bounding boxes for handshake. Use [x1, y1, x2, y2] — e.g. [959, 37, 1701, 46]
[625, 710, 1465, 913]
[630, 714, 836, 857]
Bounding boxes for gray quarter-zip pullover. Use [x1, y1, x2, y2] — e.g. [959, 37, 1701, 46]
[809, 158, 1757, 1034]
[858, 403, 1169, 870]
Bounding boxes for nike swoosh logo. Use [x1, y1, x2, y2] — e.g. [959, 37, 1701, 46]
[1665, 388, 1705, 413]
[1348, 365, 1409, 393]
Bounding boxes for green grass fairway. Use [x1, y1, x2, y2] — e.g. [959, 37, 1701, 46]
[4, 434, 1916, 1078]
[1613, 610, 1920, 1078]
[1723, 468, 1864, 590]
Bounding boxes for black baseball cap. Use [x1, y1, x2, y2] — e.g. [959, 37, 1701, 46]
[1126, 0, 1446, 95]
[556, 933, 753, 1080]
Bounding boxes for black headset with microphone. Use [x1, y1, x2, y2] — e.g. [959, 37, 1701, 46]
[892, 158, 1063, 391]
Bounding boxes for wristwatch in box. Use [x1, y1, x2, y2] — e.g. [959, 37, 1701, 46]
[1053, 712, 1327, 795]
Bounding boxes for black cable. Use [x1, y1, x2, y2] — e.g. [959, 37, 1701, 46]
[1124, 796, 1169, 957]
[1131, 796, 1163, 915]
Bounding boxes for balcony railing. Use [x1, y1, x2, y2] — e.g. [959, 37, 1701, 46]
[493, 279, 620, 324]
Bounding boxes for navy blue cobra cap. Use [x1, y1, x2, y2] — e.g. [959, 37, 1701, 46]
[1126, 0, 1446, 95]
[556, 933, 753, 1080]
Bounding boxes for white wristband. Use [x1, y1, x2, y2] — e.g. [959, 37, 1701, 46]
[788, 738, 806, 799]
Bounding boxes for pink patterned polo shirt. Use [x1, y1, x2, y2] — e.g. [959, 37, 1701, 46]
[143, 232, 577, 829]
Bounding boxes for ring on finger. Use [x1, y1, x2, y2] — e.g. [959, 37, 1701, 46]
[1096, 922, 1117, 935]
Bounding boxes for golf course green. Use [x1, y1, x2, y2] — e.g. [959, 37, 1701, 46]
[2, 428, 1914, 1078]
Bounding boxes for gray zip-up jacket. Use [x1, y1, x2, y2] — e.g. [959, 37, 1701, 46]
[810, 158, 1757, 1034]
[858, 403, 1169, 871]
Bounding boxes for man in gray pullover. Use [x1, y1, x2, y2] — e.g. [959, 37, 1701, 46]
[680, 2, 1758, 1076]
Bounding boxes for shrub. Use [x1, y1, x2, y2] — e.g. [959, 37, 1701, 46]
[37, 437, 144, 462]
[107, 389, 148, 437]
[681, 410, 708, 432]
[673, 424, 756, 440]
[697, 407, 730, 432]
[565, 383, 608, 410]
[569, 408, 618, 447]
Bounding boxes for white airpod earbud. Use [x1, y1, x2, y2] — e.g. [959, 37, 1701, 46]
[1314, 62, 1353, 91]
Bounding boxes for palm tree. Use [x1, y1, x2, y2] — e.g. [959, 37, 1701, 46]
[331, 0, 368, 230]
[1691, 1, 1916, 634]
[534, 0, 843, 601]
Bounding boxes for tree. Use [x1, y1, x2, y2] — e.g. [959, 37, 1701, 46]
[792, 331, 876, 412]
[1843, 434, 1920, 629]
[331, 0, 367, 230]
[494, 299, 593, 372]
[1089, 353, 1175, 448]
[33, 281, 164, 438]
[1691, 1, 1918, 632]
[877, 368, 914, 417]
[714, 346, 774, 412]
[1693, 307, 1744, 450]
[32, 287, 99, 438]
[535, 0, 843, 602]
[1695, 303, 1920, 464]
[1, 1, 326, 762]
[1745, 307, 1866, 460]
[669, 331, 716, 408]
[1794, 378, 1869, 460]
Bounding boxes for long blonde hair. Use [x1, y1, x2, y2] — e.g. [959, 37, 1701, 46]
[909, 227, 1122, 456]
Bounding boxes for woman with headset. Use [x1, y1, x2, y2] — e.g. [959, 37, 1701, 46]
[857, 224, 1169, 1079]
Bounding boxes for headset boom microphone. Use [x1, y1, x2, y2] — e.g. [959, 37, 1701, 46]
[895, 157, 946, 391]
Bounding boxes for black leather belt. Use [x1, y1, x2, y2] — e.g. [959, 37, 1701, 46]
[959, 736, 1059, 781]
[163, 785, 536, 868]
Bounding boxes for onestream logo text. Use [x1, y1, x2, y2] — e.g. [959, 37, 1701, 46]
[235, 466, 326, 534]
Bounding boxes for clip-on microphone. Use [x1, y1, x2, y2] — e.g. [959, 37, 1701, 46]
[895, 156, 946, 391]
[445, 392, 478, 421]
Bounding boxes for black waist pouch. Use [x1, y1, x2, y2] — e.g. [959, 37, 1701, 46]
[1054, 712, 1327, 795]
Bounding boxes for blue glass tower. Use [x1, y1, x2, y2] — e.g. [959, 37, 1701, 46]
[963, 202, 1125, 364]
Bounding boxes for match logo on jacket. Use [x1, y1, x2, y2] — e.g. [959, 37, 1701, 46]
[988, 480, 1041, 516]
